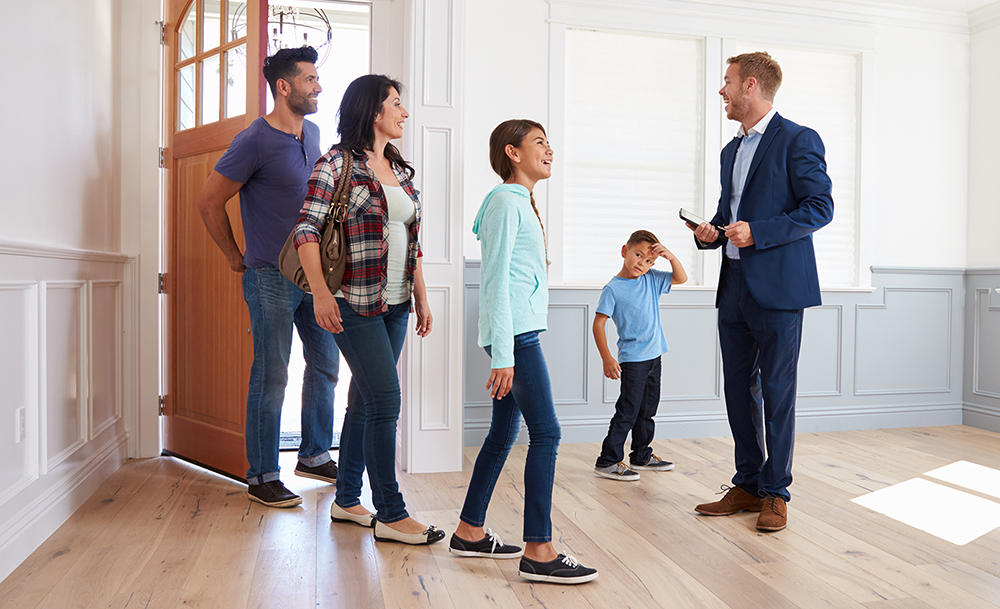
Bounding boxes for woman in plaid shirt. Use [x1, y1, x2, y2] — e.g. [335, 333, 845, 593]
[294, 74, 443, 546]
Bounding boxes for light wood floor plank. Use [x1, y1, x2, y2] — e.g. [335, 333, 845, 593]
[245, 488, 323, 609]
[4, 426, 1000, 608]
[175, 478, 269, 608]
[35, 458, 208, 608]
[862, 598, 939, 609]
[0, 457, 161, 609]
[741, 560, 869, 609]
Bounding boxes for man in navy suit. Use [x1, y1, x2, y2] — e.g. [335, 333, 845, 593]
[689, 52, 833, 531]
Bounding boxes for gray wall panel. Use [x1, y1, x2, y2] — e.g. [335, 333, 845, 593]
[464, 262, 970, 446]
[798, 305, 842, 396]
[964, 270, 1000, 432]
[855, 288, 953, 395]
[974, 287, 1000, 398]
[542, 304, 589, 404]
[658, 304, 722, 402]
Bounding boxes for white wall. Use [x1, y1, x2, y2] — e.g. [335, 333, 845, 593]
[969, 9, 1000, 267]
[0, 0, 159, 584]
[1, 0, 119, 252]
[462, 0, 973, 275]
[864, 24, 969, 270]
[462, 0, 550, 259]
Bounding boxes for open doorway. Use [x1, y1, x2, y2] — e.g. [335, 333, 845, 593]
[272, 0, 372, 451]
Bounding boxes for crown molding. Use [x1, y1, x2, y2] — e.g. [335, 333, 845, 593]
[970, 1, 1000, 33]
[547, 0, 971, 35]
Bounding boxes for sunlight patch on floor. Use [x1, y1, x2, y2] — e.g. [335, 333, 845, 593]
[852, 473, 1000, 546]
[925, 460, 1000, 500]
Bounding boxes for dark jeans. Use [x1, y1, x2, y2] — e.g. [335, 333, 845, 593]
[242, 266, 339, 485]
[595, 356, 661, 468]
[460, 332, 561, 542]
[331, 300, 410, 523]
[718, 258, 802, 502]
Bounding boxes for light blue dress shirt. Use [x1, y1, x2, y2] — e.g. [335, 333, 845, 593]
[726, 108, 776, 260]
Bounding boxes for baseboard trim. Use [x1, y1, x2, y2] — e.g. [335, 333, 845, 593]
[0, 432, 129, 582]
[463, 404, 964, 447]
[964, 402, 1000, 433]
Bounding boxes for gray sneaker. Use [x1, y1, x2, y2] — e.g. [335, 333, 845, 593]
[594, 462, 640, 481]
[630, 454, 674, 471]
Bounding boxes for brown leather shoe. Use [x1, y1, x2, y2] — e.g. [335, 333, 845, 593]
[756, 496, 787, 531]
[695, 485, 763, 515]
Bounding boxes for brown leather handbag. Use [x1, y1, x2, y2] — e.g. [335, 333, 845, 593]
[278, 148, 353, 292]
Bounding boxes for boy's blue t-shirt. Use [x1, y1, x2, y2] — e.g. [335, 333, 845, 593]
[596, 268, 673, 363]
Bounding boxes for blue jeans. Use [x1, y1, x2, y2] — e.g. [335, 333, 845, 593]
[242, 266, 339, 485]
[718, 258, 802, 502]
[331, 299, 410, 523]
[595, 356, 661, 468]
[460, 332, 561, 542]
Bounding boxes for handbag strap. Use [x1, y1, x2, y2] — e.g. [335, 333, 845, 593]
[328, 148, 354, 225]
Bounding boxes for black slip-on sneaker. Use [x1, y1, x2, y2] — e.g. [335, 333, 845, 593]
[518, 553, 598, 584]
[449, 529, 523, 559]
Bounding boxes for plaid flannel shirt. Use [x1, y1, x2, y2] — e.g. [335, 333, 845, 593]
[294, 148, 422, 317]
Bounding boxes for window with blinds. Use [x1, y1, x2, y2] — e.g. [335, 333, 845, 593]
[734, 45, 860, 287]
[560, 31, 862, 288]
[562, 29, 704, 285]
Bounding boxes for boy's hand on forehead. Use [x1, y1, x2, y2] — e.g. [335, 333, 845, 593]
[650, 243, 672, 261]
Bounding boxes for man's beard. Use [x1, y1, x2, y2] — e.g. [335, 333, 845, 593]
[289, 89, 317, 116]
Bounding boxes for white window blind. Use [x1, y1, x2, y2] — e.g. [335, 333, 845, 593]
[734, 45, 859, 287]
[563, 29, 704, 285]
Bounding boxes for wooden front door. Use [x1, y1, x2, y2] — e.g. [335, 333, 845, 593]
[161, 0, 265, 478]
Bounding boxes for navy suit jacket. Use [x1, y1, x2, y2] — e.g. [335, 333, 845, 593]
[701, 112, 834, 310]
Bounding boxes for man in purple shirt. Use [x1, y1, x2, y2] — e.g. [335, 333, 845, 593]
[196, 46, 339, 508]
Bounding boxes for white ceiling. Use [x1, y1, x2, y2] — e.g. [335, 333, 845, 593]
[856, 0, 996, 12]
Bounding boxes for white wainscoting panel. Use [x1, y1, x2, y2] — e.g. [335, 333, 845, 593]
[43, 281, 88, 472]
[90, 280, 122, 438]
[0, 284, 39, 508]
[0, 242, 131, 584]
[421, 0, 454, 107]
[419, 127, 452, 264]
[419, 287, 451, 431]
[399, 0, 465, 473]
[856, 288, 952, 395]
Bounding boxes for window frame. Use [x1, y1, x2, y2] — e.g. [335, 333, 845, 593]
[545, 3, 877, 289]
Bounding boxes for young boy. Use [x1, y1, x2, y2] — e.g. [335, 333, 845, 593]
[593, 230, 687, 481]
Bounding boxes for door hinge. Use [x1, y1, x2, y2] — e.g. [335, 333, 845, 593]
[156, 20, 165, 45]
[158, 147, 165, 168]
[158, 273, 165, 294]
[158, 395, 165, 416]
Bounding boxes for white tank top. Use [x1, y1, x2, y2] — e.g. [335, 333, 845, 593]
[382, 185, 416, 305]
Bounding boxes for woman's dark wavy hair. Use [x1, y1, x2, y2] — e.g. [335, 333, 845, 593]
[334, 74, 414, 179]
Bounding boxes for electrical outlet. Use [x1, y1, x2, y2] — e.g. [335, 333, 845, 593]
[15, 408, 25, 443]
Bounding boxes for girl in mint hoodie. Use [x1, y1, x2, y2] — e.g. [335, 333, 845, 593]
[449, 119, 598, 585]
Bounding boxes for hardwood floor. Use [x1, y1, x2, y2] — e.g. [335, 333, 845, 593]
[3, 426, 1000, 608]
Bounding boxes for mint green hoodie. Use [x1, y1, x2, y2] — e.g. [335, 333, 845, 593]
[472, 184, 548, 369]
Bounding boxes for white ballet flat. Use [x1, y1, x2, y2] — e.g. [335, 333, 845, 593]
[330, 502, 375, 528]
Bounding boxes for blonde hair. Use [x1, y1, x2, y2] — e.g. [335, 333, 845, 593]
[727, 52, 783, 102]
